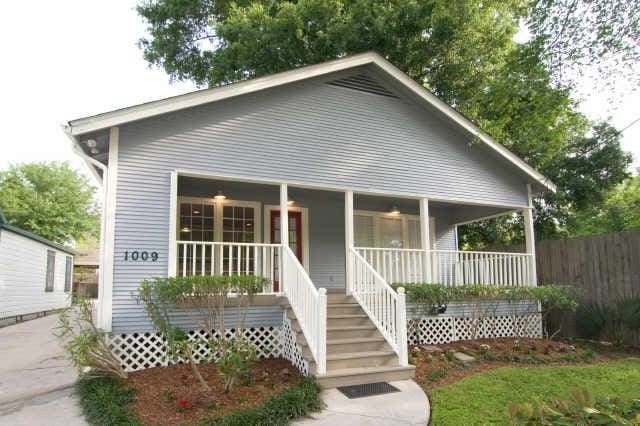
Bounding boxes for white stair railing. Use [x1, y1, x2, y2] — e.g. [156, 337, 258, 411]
[176, 241, 282, 293]
[355, 247, 534, 286]
[349, 248, 408, 366]
[281, 246, 327, 374]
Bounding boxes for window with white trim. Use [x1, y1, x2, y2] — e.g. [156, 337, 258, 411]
[354, 210, 435, 249]
[45, 250, 55, 292]
[64, 256, 73, 292]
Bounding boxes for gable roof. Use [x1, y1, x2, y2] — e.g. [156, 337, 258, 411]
[65, 51, 555, 192]
[0, 207, 75, 255]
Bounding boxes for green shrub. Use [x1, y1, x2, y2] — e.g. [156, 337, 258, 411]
[215, 336, 258, 392]
[76, 377, 141, 426]
[200, 377, 323, 426]
[508, 388, 640, 425]
[618, 298, 640, 330]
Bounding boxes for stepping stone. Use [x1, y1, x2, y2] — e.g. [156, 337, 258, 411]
[453, 352, 475, 363]
[421, 345, 443, 353]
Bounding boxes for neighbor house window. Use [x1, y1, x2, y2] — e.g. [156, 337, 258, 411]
[64, 256, 73, 292]
[45, 250, 56, 292]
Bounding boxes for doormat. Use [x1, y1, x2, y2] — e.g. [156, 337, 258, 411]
[337, 382, 400, 399]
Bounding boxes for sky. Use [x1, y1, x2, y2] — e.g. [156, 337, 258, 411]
[0, 1, 638, 192]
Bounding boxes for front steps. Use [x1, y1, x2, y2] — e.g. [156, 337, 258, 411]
[285, 293, 415, 388]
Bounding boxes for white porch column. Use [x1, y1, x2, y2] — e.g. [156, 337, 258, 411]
[419, 197, 431, 283]
[279, 184, 289, 247]
[523, 184, 537, 285]
[167, 171, 178, 277]
[345, 191, 354, 295]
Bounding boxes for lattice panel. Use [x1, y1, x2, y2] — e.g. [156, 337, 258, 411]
[108, 326, 285, 373]
[280, 317, 310, 375]
[409, 313, 542, 346]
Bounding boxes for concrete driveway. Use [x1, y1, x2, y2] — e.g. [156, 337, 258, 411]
[0, 314, 86, 425]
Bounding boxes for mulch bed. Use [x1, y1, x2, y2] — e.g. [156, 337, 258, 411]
[126, 358, 302, 425]
[410, 337, 630, 390]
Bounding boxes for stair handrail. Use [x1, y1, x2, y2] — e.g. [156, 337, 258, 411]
[349, 248, 408, 366]
[281, 246, 327, 374]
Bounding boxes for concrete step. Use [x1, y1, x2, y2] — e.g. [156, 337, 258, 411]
[327, 294, 356, 304]
[327, 337, 390, 354]
[327, 314, 371, 327]
[327, 350, 397, 370]
[327, 303, 363, 315]
[327, 324, 380, 340]
[317, 365, 416, 389]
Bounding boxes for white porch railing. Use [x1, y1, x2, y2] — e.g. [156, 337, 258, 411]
[355, 248, 534, 286]
[177, 241, 282, 293]
[281, 246, 327, 374]
[349, 248, 408, 366]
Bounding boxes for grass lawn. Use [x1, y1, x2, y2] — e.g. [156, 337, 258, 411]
[428, 358, 640, 425]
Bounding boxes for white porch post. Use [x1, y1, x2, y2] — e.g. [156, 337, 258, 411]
[280, 184, 289, 292]
[419, 197, 431, 283]
[168, 171, 178, 277]
[345, 191, 354, 295]
[523, 184, 537, 285]
[98, 126, 118, 332]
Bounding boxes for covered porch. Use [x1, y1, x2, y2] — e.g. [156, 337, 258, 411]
[169, 173, 537, 292]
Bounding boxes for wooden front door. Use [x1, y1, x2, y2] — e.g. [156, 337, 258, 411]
[270, 210, 303, 263]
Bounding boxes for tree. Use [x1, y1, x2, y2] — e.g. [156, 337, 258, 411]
[0, 162, 100, 245]
[137, 0, 632, 245]
[528, 0, 640, 87]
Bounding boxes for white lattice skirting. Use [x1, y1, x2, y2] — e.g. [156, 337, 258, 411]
[407, 313, 543, 345]
[107, 317, 308, 374]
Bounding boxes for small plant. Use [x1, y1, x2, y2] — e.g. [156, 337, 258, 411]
[508, 388, 640, 425]
[424, 354, 433, 363]
[445, 350, 455, 361]
[162, 388, 176, 402]
[177, 398, 193, 412]
[56, 296, 127, 379]
[478, 344, 491, 355]
[215, 335, 258, 392]
[512, 340, 521, 352]
[206, 400, 219, 410]
[428, 368, 447, 381]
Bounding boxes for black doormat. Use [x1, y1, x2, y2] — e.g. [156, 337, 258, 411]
[337, 382, 401, 399]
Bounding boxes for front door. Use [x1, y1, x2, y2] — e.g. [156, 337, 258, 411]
[270, 210, 303, 263]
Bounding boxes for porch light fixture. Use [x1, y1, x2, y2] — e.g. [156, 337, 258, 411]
[390, 205, 400, 215]
[287, 200, 295, 206]
[213, 190, 227, 201]
[181, 226, 191, 232]
[90, 147, 99, 154]
[85, 139, 97, 148]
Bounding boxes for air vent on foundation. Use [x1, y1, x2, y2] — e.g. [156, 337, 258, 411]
[327, 74, 398, 98]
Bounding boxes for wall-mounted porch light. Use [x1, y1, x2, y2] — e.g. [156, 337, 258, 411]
[213, 190, 227, 201]
[287, 200, 295, 206]
[389, 205, 401, 215]
[85, 139, 99, 155]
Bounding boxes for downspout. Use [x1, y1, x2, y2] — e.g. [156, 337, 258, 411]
[63, 127, 109, 328]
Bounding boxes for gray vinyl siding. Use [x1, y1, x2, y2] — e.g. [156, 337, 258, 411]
[110, 69, 529, 332]
[407, 300, 538, 319]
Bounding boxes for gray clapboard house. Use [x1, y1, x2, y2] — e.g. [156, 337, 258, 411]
[65, 52, 554, 386]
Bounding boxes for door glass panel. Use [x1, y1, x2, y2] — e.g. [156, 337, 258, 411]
[380, 217, 403, 248]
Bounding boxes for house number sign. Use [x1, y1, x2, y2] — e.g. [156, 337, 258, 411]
[123, 250, 159, 261]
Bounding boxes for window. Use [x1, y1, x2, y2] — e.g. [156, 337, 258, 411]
[64, 256, 73, 292]
[45, 250, 55, 292]
[179, 200, 215, 242]
[354, 211, 436, 249]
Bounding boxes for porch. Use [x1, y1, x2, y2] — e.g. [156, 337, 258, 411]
[167, 173, 537, 383]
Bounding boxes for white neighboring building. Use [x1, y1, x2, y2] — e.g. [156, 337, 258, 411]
[0, 208, 74, 322]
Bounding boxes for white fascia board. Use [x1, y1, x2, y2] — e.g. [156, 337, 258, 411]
[66, 51, 555, 193]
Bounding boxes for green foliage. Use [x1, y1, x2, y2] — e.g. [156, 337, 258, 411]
[394, 283, 579, 312]
[618, 298, 640, 330]
[0, 161, 100, 244]
[429, 359, 640, 425]
[215, 336, 258, 392]
[508, 388, 640, 425]
[576, 298, 640, 344]
[76, 377, 141, 426]
[136, 274, 269, 391]
[200, 377, 323, 426]
[56, 296, 127, 379]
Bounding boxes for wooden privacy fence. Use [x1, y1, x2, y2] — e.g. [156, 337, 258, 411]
[491, 230, 640, 344]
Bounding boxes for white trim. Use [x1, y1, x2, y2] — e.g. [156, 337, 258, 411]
[99, 127, 118, 332]
[345, 191, 354, 295]
[264, 204, 310, 272]
[453, 209, 519, 227]
[168, 171, 178, 277]
[279, 184, 289, 249]
[65, 52, 554, 192]
[174, 169, 531, 210]
[523, 184, 537, 285]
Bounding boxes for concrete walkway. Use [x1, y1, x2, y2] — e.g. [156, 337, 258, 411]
[0, 315, 86, 425]
[294, 380, 430, 425]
